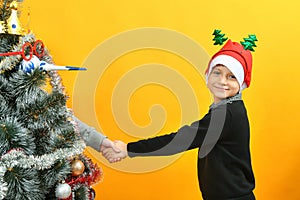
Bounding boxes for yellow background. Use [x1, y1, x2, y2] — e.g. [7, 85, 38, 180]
[22, 0, 300, 199]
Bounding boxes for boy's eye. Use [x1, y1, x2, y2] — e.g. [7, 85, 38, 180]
[212, 71, 221, 75]
[228, 75, 236, 79]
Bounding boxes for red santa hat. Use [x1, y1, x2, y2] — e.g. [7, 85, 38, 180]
[205, 30, 257, 92]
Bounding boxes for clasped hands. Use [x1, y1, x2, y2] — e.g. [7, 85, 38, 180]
[100, 139, 128, 163]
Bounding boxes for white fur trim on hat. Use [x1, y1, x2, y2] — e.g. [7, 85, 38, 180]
[206, 55, 245, 92]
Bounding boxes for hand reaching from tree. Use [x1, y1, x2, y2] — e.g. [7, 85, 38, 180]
[100, 138, 123, 162]
[102, 140, 128, 163]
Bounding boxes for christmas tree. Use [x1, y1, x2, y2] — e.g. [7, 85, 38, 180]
[0, 1, 102, 199]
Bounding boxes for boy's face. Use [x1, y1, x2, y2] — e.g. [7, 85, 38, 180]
[207, 65, 240, 103]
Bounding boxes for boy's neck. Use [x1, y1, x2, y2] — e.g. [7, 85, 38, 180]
[210, 93, 242, 110]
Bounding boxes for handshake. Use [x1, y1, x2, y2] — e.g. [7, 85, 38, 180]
[99, 139, 128, 163]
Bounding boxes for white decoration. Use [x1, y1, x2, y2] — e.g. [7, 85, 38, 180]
[55, 183, 72, 199]
[19, 55, 86, 73]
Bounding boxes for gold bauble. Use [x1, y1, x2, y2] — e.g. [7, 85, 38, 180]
[71, 159, 85, 176]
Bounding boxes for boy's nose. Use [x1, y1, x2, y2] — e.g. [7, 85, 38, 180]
[218, 75, 227, 85]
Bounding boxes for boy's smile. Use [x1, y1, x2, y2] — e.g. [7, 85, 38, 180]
[207, 65, 240, 103]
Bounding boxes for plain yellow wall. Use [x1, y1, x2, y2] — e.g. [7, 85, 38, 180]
[21, 0, 300, 199]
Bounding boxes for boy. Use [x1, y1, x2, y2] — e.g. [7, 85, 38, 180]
[104, 31, 257, 200]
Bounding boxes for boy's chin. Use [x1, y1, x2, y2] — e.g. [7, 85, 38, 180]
[214, 94, 236, 102]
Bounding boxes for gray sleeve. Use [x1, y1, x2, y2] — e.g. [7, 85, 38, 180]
[73, 116, 107, 152]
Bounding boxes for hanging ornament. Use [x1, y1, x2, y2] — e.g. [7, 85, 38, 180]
[71, 159, 85, 177]
[18, 55, 87, 73]
[55, 183, 72, 199]
[6, 0, 26, 35]
[90, 187, 96, 200]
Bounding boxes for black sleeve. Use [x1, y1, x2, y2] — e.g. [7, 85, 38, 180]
[127, 112, 212, 157]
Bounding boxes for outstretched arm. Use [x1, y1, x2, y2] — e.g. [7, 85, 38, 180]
[73, 116, 120, 153]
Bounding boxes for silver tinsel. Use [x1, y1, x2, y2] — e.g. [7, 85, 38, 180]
[40, 41, 67, 95]
[0, 140, 86, 200]
[48, 70, 67, 95]
[1, 140, 85, 170]
[0, 166, 8, 200]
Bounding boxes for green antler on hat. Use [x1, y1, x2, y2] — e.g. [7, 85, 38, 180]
[212, 29, 228, 45]
[208, 29, 258, 89]
[240, 34, 258, 52]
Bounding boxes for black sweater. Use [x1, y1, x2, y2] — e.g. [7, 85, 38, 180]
[127, 100, 255, 200]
